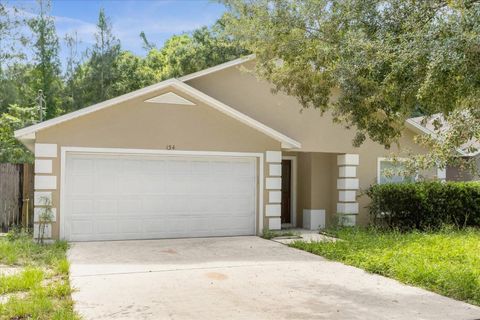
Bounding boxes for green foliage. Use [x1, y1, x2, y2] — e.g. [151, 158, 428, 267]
[0, 237, 79, 319]
[28, 0, 63, 119]
[0, 3, 27, 66]
[0, 63, 38, 114]
[222, 0, 480, 170]
[261, 228, 299, 239]
[0, 268, 44, 294]
[83, 8, 121, 104]
[0, 104, 36, 163]
[290, 227, 480, 306]
[0, 234, 68, 266]
[366, 182, 480, 230]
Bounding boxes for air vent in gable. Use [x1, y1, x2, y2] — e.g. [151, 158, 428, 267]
[144, 92, 195, 105]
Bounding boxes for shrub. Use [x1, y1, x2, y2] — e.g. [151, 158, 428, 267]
[366, 181, 480, 230]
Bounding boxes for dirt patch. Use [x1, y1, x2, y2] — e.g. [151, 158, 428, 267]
[0, 265, 23, 277]
[0, 291, 28, 304]
[205, 272, 228, 281]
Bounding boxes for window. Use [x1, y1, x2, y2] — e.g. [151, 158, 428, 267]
[377, 158, 415, 184]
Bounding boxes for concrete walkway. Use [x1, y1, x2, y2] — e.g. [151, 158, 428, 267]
[68, 236, 480, 320]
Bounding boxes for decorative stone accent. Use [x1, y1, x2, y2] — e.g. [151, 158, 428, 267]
[339, 166, 356, 178]
[33, 223, 52, 239]
[34, 143, 57, 158]
[340, 215, 356, 227]
[265, 204, 281, 217]
[35, 175, 57, 190]
[34, 208, 57, 222]
[34, 192, 52, 206]
[336, 178, 359, 190]
[337, 154, 360, 226]
[34, 159, 52, 174]
[269, 164, 282, 176]
[337, 154, 359, 166]
[339, 190, 356, 202]
[337, 202, 359, 214]
[266, 177, 281, 190]
[265, 151, 282, 163]
[268, 217, 281, 230]
[268, 191, 281, 203]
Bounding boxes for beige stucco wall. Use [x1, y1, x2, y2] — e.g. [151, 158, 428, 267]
[187, 64, 429, 227]
[34, 87, 281, 239]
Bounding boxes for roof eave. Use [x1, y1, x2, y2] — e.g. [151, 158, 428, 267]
[179, 54, 256, 82]
[405, 118, 476, 157]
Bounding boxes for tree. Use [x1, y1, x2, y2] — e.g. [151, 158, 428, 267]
[110, 51, 156, 97]
[145, 17, 248, 80]
[63, 31, 81, 113]
[28, 0, 62, 120]
[140, 31, 156, 51]
[0, 2, 27, 67]
[0, 63, 37, 114]
[222, 0, 480, 173]
[87, 8, 121, 103]
[0, 104, 36, 163]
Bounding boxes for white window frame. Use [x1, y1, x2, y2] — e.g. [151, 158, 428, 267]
[377, 157, 415, 184]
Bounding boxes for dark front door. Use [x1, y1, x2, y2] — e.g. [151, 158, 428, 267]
[281, 159, 291, 224]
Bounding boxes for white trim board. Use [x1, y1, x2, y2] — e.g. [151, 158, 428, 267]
[15, 79, 300, 150]
[282, 155, 297, 227]
[405, 118, 477, 157]
[59, 147, 265, 240]
[180, 55, 255, 82]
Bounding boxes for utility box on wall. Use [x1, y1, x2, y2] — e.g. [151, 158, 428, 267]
[303, 209, 326, 230]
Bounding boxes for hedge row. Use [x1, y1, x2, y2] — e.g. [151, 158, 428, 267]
[366, 181, 480, 230]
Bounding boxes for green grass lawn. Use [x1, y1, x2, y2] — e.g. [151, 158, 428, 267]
[0, 233, 79, 320]
[290, 227, 480, 306]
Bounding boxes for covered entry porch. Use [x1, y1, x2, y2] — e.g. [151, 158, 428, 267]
[266, 151, 360, 231]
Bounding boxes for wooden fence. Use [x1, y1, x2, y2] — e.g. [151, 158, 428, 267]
[0, 163, 34, 232]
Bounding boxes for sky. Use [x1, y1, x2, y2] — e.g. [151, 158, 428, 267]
[13, 0, 226, 65]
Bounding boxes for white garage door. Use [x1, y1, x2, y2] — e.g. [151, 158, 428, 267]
[63, 153, 256, 241]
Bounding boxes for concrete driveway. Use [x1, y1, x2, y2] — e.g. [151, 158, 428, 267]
[68, 236, 480, 320]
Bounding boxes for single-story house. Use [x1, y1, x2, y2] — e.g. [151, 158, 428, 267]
[15, 55, 445, 241]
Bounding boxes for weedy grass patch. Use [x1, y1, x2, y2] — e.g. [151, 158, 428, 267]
[290, 227, 480, 306]
[0, 233, 79, 319]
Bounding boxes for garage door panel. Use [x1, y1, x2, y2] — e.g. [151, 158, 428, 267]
[70, 219, 94, 235]
[118, 175, 144, 194]
[94, 175, 118, 194]
[94, 219, 118, 234]
[142, 196, 166, 213]
[118, 198, 142, 213]
[94, 158, 120, 173]
[118, 219, 142, 234]
[71, 158, 93, 174]
[93, 199, 117, 214]
[71, 175, 94, 194]
[143, 220, 168, 233]
[64, 153, 257, 241]
[143, 175, 165, 193]
[167, 160, 193, 175]
[190, 161, 212, 175]
[69, 198, 94, 215]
